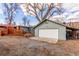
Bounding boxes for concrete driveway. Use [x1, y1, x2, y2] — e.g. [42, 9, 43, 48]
[29, 37, 58, 43]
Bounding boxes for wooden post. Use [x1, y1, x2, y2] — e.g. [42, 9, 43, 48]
[16, 26, 20, 30]
[72, 30, 76, 39]
[0, 30, 2, 36]
[76, 31, 77, 39]
[74, 31, 77, 39]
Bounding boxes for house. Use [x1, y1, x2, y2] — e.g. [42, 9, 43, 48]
[66, 22, 79, 39]
[66, 22, 79, 29]
[19, 26, 33, 33]
[34, 19, 79, 40]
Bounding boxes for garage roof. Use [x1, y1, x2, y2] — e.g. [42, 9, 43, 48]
[34, 19, 67, 29]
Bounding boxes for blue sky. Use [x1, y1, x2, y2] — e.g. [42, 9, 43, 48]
[1, 3, 79, 26]
[0, 3, 38, 26]
[14, 8, 38, 26]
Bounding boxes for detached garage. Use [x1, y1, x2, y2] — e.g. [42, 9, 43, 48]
[34, 19, 66, 40]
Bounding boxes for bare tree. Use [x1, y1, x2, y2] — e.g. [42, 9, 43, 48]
[3, 3, 19, 25]
[22, 16, 30, 27]
[13, 21, 16, 25]
[22, 16, 31, 32]
[21, 3, 63, 23]
[22, 16, 27, 26]
[26, 20, 31, 32]
[26, 19, 30, 27]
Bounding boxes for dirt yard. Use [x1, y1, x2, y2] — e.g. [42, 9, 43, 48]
[0, 36, 79, 56]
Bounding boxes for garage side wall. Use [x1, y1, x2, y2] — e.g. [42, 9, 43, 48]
[35, 21, 66, 40]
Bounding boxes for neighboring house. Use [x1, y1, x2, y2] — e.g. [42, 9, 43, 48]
[19, 26, 33, 33]
[66, 22, 79, 39]
[34, 19, 79, 40]
[66, 22, 79, 29]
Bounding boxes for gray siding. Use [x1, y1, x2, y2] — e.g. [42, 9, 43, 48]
[35, 21, 66, 40]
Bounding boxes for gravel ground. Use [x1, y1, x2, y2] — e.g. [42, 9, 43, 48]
[0, 36, 79, 56]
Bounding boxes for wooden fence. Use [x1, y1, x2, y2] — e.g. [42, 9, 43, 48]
[0, 26, 33, 37]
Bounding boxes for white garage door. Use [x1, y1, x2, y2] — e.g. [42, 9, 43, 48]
[39, 29, 58, 39]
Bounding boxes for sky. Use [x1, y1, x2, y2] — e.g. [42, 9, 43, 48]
[21, 3, 79, 23]
[62, 3, 79, 21]
[0, 3, 38, 26]
[0, 3, 79, 26]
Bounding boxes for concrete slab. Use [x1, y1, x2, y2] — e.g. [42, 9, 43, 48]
[29, 37, 58, 43]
